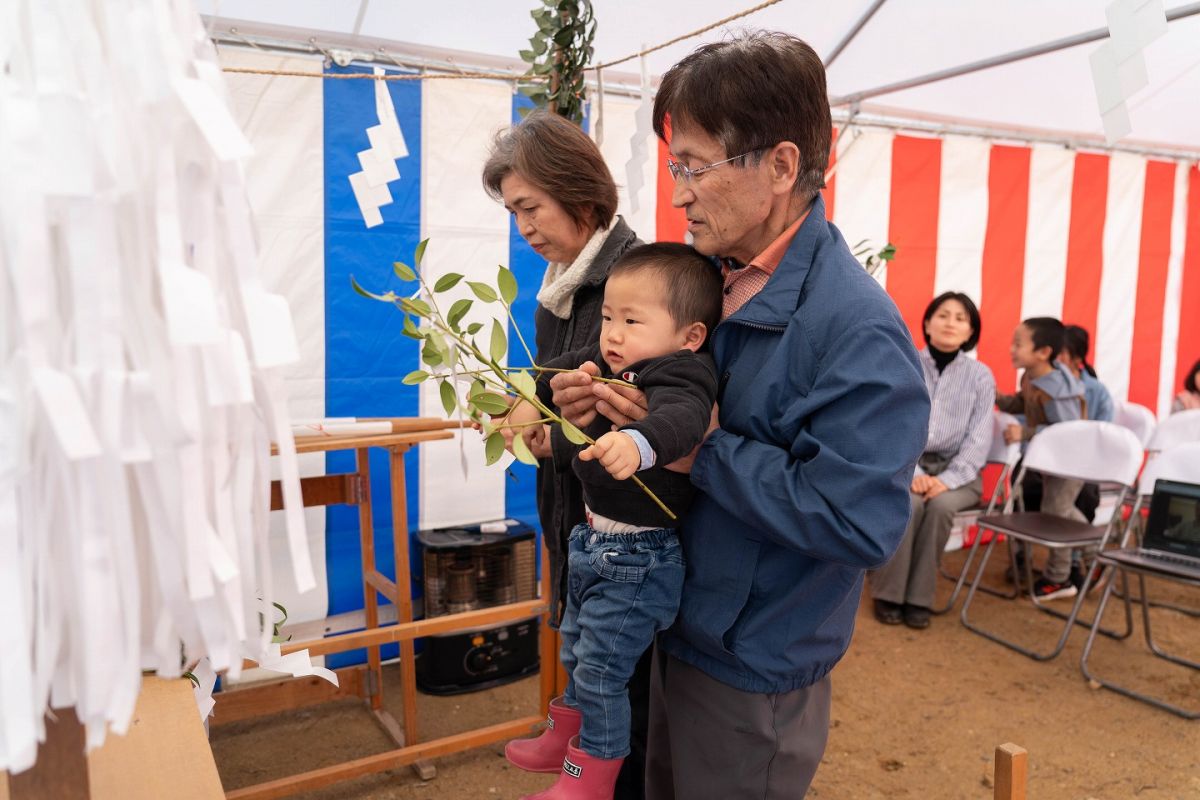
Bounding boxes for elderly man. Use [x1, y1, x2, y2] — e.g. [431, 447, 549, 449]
[551, 32, 929, 797]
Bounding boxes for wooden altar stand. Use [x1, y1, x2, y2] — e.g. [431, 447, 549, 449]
[212, 418, 560, 799]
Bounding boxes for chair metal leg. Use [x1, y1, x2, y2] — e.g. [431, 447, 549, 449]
[1138, 573, 1200, 669]
[962, 538, 1108, 661]
[933, 536, 1017, 615]
[1080, 567, 1200, 719]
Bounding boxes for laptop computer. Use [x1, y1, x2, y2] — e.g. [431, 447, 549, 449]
[1103, 479, 1200, 581]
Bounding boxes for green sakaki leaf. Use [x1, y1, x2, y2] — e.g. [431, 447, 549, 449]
[422, 338, 443, 367]
[484, 431, 507, 466]
[350, 275, 386, 301]
[439, 380, 457, 416]
[434, 272, 464, 292]
[428, 330, 452, 365]
[510, 369, 536, 399]
[511, 431, 538, 465]
[414, 238, 429, 268]
[467, 281, 499, 302]
[447, 298, 473, 331]
[401, 315, 423, 340]
[519, 49, 536, 62]
[394, 262, 416, 282]
[399, 296, 432, 317]
[490, 319, 508, 362]
[497, 266, 518, 305]
[402, 370, 430, 385]
[530, 36, 548, 56]
[469, 379, 487, 399]
[472, 392, 511, 415]
[466, 322, 484, 335]
[559, 418, 588, 445]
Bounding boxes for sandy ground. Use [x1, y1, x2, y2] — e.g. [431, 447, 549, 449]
[211, 553, 1200, 799]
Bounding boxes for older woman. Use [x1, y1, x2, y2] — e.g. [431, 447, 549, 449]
[870, 292, 996, 630]
[481, 110, 646, 798]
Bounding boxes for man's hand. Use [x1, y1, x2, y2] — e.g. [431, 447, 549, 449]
[911, 474, 933, 494]
[1003, 423, 1023, 445]
[664, 404, 720, 474]
[550, 362, 602, 427]
[593, 382, 648, 428]
[578, 431, 641, 481]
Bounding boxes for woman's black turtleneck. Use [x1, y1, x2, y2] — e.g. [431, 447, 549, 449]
[929, 345, 958, 374]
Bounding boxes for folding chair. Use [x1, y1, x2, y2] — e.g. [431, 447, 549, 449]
[960, 420, 1144, 660]
[1145, 408, 1200, 453]
[933, 411, 1022, 614]
[1113, 400, 1157, 447]
[1113, 408, 1200, 617]
[1079, 442, 1200, 718]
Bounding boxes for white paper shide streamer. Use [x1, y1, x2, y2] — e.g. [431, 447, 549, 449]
[0, 0, 331, 773]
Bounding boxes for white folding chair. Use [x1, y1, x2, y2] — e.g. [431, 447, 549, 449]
[1080, 442, 1200, 718]
[934, 411, 1022, 614]
[1145, 407, 1200, 453]
[1113, 400, 1157, 447]
[960, 421, 1144, 660]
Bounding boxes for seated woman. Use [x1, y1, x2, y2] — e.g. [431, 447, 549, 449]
[1173, 357, 1200, 413]
[870, 292, 995, 629]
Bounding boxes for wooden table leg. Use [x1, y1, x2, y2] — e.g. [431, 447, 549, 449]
[538, 538, 558, 715]
[356, 448, 383, 712]
[388, 445, 434, 781]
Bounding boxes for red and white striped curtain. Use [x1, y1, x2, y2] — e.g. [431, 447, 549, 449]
[654, 127, 1200, 419]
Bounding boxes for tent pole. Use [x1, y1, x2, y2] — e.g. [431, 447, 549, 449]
[831, 1, 1200, 107]
[823, 0, 888, 68]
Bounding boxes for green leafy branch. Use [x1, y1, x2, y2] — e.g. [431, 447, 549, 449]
[350, 240, 676, 520]
[852, 239, 897, 278]
[518, 0, 596, 123]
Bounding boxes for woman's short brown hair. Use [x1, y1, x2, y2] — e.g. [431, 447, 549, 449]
[653, 31, 832, 201]
[482, 110, 617, 233]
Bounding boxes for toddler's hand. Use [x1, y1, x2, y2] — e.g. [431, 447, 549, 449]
[579, 431, 641, 481]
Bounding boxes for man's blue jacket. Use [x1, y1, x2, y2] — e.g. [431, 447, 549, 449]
[662, 193, 930, 693]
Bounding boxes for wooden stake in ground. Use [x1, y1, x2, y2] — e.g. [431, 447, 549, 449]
[994, 742, 1028, 800]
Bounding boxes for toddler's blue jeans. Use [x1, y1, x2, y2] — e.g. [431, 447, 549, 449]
[560, 523, 684, 760]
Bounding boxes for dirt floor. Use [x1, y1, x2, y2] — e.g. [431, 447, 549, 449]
[211, 553, 1200, 799]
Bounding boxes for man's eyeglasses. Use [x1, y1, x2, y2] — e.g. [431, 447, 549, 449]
[665, 148, 765, 183]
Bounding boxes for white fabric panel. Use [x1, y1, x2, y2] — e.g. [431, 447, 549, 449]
[933, 135, 990, 303]
[223, 50, 328, 626]
[1094, 153, 1146, 404]
[832, 128, 894, 287]
[1021, 143, 1075, 320]
[1157, 161, 1191, 418]
[598, 94, 657, 244]
[419, 79, 512, 529]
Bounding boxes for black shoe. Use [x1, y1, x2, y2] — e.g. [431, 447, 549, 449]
[1069, 564, 1107, 594]
[873, 599, 903, 625]
[903, 605, 931, 629]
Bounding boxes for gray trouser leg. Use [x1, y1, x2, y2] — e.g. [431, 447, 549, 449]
[1041, 476, 1085, 582]
[871, 480, 981, 607]
[645, 645, 831, 800]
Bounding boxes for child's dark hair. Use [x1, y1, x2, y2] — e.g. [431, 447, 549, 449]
[1023, 317, 1066, 361]
[1062, 325, 1097, 377]
[921, 291, 981, 352]
[1185, 357, 1200, 394]
[609, 243, 723, 337]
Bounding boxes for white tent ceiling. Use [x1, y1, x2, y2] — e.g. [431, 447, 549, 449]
[198, 0, 1200, 153]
